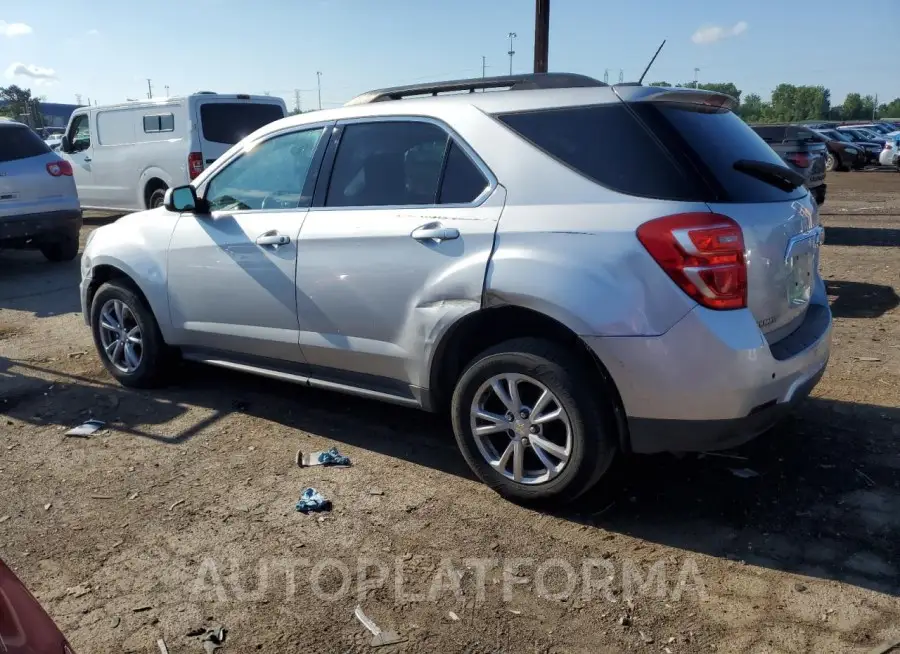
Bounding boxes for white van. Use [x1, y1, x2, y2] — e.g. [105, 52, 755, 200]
[59, 93, 287, 211]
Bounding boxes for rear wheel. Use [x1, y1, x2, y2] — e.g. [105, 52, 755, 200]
[40, 233, 78, 262]
[148, 187, 168, 209]
[451, 338, 618, 503]
[825, 152, 837, 172]
[90, 282, 172, 387]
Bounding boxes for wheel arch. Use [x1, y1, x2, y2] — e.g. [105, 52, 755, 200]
[427, 304, 631, 452]
[86, 261, 171, 343]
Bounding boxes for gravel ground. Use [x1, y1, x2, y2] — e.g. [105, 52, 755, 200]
[1, 171, 899, 653]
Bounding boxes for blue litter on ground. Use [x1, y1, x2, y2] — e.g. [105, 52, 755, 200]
[296, 487, 332, 513]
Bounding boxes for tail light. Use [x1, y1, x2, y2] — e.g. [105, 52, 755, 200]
[784, 152, 811, 168]
[46, 160, 73, 177]
[637, 213, 747, 310]
[188, 152, 204, 179]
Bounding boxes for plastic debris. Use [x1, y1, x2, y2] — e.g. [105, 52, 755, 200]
[169, 499, 185, 511]
[298, 447, 351, 468]
[65, 419, 105, 438]
[354, 605, 405, 647]
[157, 638, 169, 654]
[855, 356, 881, 362]
[728, 468, 759, 479]
[448, 611, 460, 621]
[296, 488, 332, 513]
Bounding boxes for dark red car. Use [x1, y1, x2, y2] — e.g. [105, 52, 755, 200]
[0, 559, 74, 653]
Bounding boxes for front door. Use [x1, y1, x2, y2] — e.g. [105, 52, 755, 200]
[62, 112, 96, 206]
[295, 119, 504, 392]
[166, 124, 328, 363]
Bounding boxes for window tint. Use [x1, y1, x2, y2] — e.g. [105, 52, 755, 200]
[326, 121, 449, 207]
[0, 126, 51, 163]
[68, 114, 91, 152]
[648, 104, 805, 202]
[143, 113, 175, 133]
[439, 142, 489, 204]
[200, 103, 285, 145]
[205, 127, 324, 212]
[498, 104, 704, 201]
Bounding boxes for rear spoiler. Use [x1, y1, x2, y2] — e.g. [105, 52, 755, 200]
[615, 86, 738, 112]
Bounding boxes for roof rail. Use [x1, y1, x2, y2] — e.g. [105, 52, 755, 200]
[345, 73, 606, 106]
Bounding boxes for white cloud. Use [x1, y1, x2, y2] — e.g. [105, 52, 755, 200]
[87, 28, 100, 36]
[0, 20, 33, 37]
[5, 62, 58, 84]
[691, 21, 748, 45]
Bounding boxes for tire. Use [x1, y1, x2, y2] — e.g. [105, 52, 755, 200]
[148, 187, 167, 209]
[825, 153, 837, 172]
[40, 232, 79, 262]
[90, 281, 171, 388]
[450, 337, 618, 503]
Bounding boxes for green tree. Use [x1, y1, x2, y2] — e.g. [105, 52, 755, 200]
[0, 85, 42, 126]
[878, 98, 900, 117]
[648, 81, 671, 87]
[860, 94, 876, 120]
[842, 93, 863, 120]
[696, 82, 742, 103]
[738, 93, 767, 122]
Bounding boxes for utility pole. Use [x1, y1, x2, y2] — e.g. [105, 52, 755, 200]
[873, 93, 878, 120]
[165, 85, 170, 98]
[507, 32, 517, 75]
[618, 69, 624, 83]
[75, 94, 82, 105]
[86, 97, 91, 106]
[603, 69, 609, 84]
[146, 78, 153, 99]
[693, 67, 700, 89]
[533, 0, 550, 73]
[316, 71, 322, 110]
[294, 89, 302, 113]
[482, 56, 487, 79]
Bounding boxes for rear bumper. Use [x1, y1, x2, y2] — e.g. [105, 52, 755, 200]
[812, 184, 827, 206]
[583, 299, 832, 454]
[0, 209, 82, 246]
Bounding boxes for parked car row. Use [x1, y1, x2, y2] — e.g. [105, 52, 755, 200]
[807, 121, 900, 170]
[749, 124, 828, 204]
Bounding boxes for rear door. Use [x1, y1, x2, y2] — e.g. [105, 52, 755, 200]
[294, 118, 502, 391]
[646, 102, 823, 343]
[0, 124, 59, 217]
[194, 97, 286, 171]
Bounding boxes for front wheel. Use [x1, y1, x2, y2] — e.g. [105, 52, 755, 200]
[451, 338, 618, 503]
[90, 282, 172, 387]
[825, 153, 837, 172]
[148, 187, 168, 209]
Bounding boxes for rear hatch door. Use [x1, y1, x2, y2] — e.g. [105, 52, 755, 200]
[634, 94, 822, 342]
[194, 96, 286, 168]
[0, 125, 60, 217]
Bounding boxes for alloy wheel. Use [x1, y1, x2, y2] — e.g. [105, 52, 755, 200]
[98, 299, 143, 373]
[469, 373, 573, 485]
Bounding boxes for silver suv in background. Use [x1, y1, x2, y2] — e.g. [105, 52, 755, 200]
[0, 119, 82, 261]
[80, 74, 831, 503]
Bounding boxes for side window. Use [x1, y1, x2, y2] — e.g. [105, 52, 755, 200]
[143, 113, 175, 133]
[205, 127, 325, 212]
[439, 143, 489, 204]
[325, 121, 449, 207]
[68, 114, 91, 152]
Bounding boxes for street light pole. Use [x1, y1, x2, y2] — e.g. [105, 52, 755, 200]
[533, 0, 550, 73]
[482, 56, 487, 79]
[507, 32, 517, 75]
[316, 71, 322, 110]
[693, 67, 700, 89]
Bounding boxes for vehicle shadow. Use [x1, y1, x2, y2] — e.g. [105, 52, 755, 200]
[2, 358, 898, 597]
[0, 250, 82, 318]
[824, 225, 900, 247]
[826, 279, 899, 319]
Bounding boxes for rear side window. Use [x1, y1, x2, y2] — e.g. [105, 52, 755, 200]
[497, 104, 705, 201]
[439, 142, 489, 204]
[200, 103, 285, 145]
[0, 126, 51, 162]
[645, 104, 805, 202]
[143, 113, 175, 133]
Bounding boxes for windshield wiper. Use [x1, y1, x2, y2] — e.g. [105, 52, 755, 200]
[733, 159, 805, 192]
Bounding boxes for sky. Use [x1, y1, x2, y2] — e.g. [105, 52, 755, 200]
[1, 0, 898, 109]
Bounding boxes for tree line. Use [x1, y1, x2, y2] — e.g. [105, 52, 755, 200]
[649, 81, 900, 123]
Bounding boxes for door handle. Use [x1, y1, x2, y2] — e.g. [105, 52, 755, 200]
[83, 156, 92, 162]
[256, 232, 291, 247]
[411, 223, 459, 242]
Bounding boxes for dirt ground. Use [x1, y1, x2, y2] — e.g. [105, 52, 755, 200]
[1, 171, 899, 653]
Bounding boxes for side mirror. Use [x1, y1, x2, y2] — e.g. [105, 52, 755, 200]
[164, 185, 208, 213]
[60, 135, 71, 153]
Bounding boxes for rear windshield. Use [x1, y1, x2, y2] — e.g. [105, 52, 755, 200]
[497, 102, 805, 203]
[0, 125, 51, 163]
[200, 103, 285, 145]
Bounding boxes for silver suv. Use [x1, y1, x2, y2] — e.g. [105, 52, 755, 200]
[80, 74, 832, 502]
[0, 119, 82, 261]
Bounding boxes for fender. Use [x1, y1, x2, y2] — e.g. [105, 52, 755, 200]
[137, 165, 178, 208]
